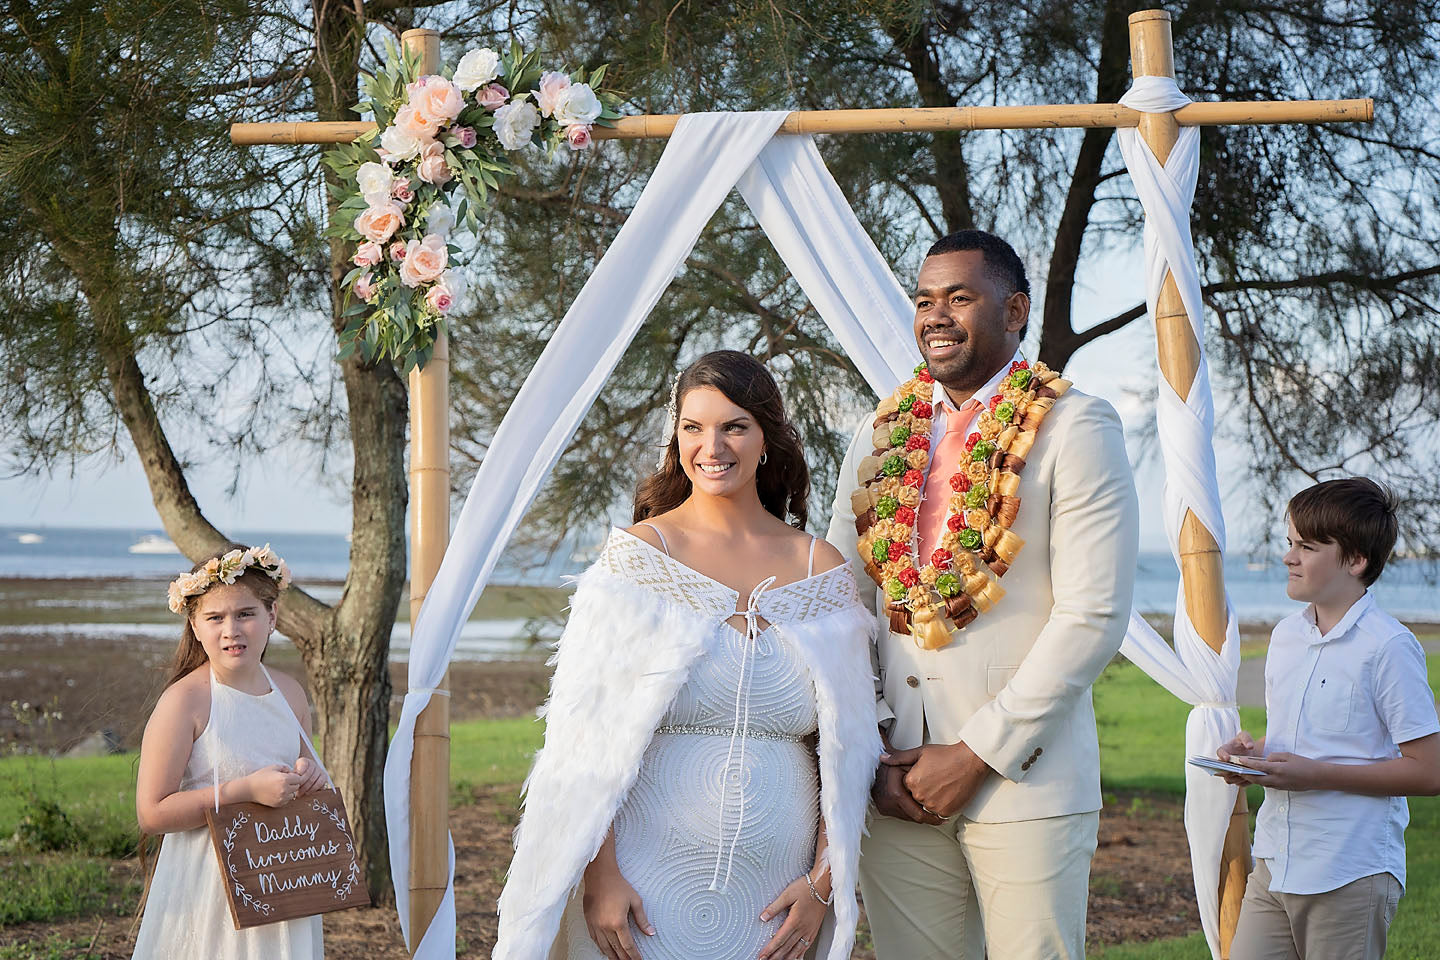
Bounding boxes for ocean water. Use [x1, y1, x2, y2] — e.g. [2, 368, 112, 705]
[3, 525, 1438, 625]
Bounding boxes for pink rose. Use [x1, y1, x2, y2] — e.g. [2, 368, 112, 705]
[452, 126, 477, 148]
[416, 141, 452, 186]
[476, 82, 509, 111]
[354, 272, 377, 301]
[424, 284, 454, 314]
[565, 124, 593, 150]
[354, 200, 406, 244]
[399, 234, 448, 287]
[389, 241, 407, 261]
[391, 176, 413, 203]
[352, 241, 383, 267]
[535, 71, 571, 118]
[409, 75, 465, 128]
[394, 104, 437, 141]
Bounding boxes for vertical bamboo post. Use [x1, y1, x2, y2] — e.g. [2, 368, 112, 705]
[1128, 10, 1250, 958]
[402, 27, 451, 955]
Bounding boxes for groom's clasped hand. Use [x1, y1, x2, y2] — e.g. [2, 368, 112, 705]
[875, 741, 993, 823]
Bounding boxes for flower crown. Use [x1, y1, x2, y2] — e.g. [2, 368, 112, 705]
[167, 545, 293, 615]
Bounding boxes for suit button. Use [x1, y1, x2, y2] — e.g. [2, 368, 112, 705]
[906, 676, 919, 688]
[1034, 747, 1043, 756]
[1021, 760, 1032, 771]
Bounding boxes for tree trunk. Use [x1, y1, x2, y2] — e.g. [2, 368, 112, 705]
[889, 17, 975, 232]
[1038, 0, 1138, 372]
[309, 1, 411, 902]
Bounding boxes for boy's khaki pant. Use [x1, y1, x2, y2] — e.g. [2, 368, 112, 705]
[1232, 859, 1401, 960]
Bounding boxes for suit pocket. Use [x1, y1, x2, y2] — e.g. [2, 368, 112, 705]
[987, 665, 1018, 696]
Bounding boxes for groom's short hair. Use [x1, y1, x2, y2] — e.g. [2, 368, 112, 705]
[925, 230, 1031, 301]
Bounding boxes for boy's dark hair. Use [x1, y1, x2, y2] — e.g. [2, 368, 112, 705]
[925, 230, 1030, 338]
[1287, 477, 1399, 586]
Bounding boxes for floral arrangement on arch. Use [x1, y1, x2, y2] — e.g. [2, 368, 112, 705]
[323, 40, 620, 370]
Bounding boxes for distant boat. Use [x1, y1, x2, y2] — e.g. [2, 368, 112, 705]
[129, 535, 180, 555]
[1245, 561, 1267, 572]
[16, 533, 44, 544]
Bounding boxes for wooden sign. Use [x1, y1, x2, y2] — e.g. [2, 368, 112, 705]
[205, 787, 370, 928]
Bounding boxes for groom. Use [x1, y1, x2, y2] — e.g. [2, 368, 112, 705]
[828, 230, 1138, 959]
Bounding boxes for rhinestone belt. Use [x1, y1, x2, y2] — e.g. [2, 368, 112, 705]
[654, 723, 806, 743]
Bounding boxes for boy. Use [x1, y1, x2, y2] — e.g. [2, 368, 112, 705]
[1218, 477, 1440, 960]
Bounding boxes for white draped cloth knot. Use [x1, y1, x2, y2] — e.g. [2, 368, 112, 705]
[709, 574, 778, 892]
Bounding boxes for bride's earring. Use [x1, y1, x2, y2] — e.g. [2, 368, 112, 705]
[759, 451, 768, 466]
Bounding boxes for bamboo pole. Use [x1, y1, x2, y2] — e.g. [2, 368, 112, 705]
[228, 96, 1372, 145]
[1129, 10, 1250, 959]
[400, 28, 451, 957]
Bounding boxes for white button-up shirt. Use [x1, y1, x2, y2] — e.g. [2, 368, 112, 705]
[1252, 590, 1440, 894]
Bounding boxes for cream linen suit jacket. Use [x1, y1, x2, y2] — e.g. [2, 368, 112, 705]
[827, 387, 1138, 824]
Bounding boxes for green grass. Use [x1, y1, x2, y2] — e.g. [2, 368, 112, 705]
[0, 937, 95, 960]
[1092, 657, 1440, 958]
[0, 857, 137, 926]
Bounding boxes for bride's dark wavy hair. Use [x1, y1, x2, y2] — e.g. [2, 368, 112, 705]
[633, 350, 810, 528]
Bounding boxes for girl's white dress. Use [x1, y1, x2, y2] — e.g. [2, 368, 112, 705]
[132, 667, 324, 959]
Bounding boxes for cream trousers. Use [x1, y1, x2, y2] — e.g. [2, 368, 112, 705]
[859, 808, 1098, 960]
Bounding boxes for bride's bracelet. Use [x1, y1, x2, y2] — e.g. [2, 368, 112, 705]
[804, 867, 833, 906]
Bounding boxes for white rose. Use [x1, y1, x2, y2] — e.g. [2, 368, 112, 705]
[441, 267, 467, 298]
[379, 122, 427, 162]
[426, 202, 456, 238]
[356, 161, 393, 206]
[452, 48, 501, 92]
[492, 98, 540, 151]
[553, 83, 602, 126]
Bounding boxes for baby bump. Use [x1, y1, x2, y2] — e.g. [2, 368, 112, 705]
[611, 733, 819, 957]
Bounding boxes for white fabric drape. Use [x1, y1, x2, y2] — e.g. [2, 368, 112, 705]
[1114, 75, 1242, 960]
[383, 112, 916, 959]
[387, 99, 1240, 960]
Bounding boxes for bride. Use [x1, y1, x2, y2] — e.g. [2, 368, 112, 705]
[493, 350, 881, 960]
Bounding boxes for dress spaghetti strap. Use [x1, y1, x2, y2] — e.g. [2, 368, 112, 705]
[807, 535, 818, 577]
[640, 522, 671, 556]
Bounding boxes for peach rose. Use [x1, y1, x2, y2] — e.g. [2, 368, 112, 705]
[409, 75, 465, 127]
[354, 272, 377, 301]
[416, 141, 452, 185]
[535, 71, 571, 118]
[424, 284, 454, 313]
[399, 233, 448, 288]
[393, 104, 437, 142]
[391, 176, 413, 203]
[354, 200, 406, 244]
[389, 241, 407, 261]
[352, 241, 383, 267]
[565, 124, 592, 150]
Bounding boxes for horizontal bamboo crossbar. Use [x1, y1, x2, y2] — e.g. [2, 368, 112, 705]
[229, 98, 1373, 145]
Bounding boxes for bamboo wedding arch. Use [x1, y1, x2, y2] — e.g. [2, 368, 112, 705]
[231, 10, 1373, 958]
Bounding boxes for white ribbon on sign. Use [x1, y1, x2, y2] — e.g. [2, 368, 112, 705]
[1114, 75, 1243, 960]
[383, 111, 916, 959]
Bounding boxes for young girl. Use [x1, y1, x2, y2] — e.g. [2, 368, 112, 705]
[132, 546, 327, 959]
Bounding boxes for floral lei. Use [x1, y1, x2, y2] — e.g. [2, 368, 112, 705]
[323, 40, 621, 371]
[853, 359, 1071, 650]
[167, 545, 292, 615]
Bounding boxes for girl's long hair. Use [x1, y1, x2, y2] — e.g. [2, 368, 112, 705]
[633, 350, 810, 528]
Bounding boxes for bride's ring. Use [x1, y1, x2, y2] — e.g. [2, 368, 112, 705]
[798, 937, 809, 947]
